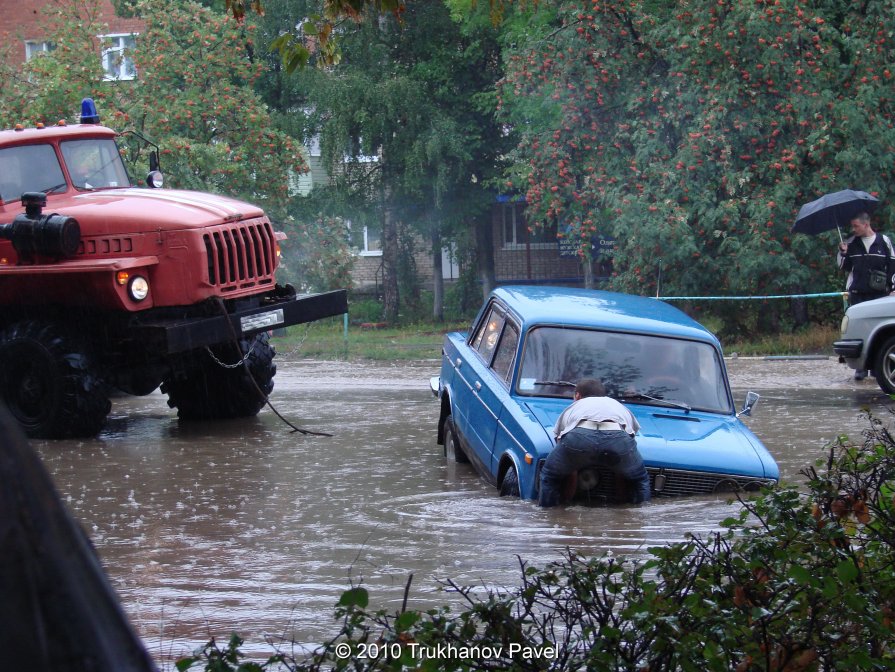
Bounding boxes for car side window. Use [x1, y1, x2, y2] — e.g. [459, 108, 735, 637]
[471, 306, 506, 364]
[491, 321, 519, 384]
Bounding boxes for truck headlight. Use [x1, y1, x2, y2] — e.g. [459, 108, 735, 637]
[840, 315, 849, 335]
[128, 275, 150, 301]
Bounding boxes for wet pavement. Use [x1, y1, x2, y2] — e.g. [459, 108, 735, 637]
[30, 354, 895, 666]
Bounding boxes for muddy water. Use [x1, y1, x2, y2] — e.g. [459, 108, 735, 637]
[32, 355, 895, 665]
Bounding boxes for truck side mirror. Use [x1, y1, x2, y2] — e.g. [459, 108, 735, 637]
[146, 150, 163, 188]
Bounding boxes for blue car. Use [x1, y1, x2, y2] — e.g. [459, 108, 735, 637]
[430, 286, 779, 503]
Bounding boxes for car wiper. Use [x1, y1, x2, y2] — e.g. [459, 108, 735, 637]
[42, 183, 68, 194]
[533, 380, 576, 388]
[617, 392, 691, 413]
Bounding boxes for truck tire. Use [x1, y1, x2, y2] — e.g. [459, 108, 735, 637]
[161, 332, 276, 420]
[0, 320, 111, 438]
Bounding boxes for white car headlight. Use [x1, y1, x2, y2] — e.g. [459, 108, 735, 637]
[128, 275, 150, 301]
[840, 315, 849, 335]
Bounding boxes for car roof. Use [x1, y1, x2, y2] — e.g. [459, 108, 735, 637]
[491, 285, 720, 345]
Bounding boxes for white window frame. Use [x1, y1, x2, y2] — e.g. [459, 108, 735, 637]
[501, 202, 557, 250]
[360, 226, 382, 257]
[24, 40, 54, 61]
[101, 33, 137, 81]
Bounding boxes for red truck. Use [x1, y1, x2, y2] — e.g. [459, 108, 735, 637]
[0, 99, 347, 439]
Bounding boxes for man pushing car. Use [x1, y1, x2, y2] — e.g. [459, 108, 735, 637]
[539, 378, 651, 507]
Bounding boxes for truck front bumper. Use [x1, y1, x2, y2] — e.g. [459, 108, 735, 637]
[132, 287, 348, 355]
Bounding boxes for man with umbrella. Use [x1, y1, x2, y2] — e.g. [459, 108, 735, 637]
[794, 189, 893, 380]
[837, 210, 895, 379]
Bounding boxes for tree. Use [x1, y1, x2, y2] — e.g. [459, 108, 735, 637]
[499, 0, 895, 336]
[259, 0, 511, 321]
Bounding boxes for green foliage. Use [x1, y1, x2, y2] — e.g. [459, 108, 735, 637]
[348, 298, 384, 323]
[261, 0, 511, 318]
[175, 633, 283, 671]
[499, 0, 895, 333]
[280, 215, 354, 292]
[184, 413, 895, 671]
[124, 0, 305, 217]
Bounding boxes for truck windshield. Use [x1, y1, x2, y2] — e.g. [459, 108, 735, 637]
[516, 327, 732, 414]
[60, 138, 131, 190]
[0, 145, 67, 203]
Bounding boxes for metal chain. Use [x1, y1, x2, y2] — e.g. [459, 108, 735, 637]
[205, 337, 258, 369]
[206, 321, 313, 368]
[277, 321, 313, 359]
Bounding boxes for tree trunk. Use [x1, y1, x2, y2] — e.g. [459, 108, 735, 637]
[432, 225, 444, 322]
[382, 205, 400, 322]
[475, 211, 496, 299]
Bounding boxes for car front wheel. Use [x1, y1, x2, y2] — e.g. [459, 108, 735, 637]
[873, 335, 895, 394]
[499, 465, 520, 497]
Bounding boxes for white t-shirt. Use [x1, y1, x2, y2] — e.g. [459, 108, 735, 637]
[553, 396, 640, 440]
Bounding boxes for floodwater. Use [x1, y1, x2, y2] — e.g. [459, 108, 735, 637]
[31, 354, 895, 666]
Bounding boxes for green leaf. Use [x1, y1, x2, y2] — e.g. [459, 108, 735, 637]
[339, 586, 370, 608]
[837, 559, 859, 583]
[788, 565, 812, 584]
[395, 610, 420, 631]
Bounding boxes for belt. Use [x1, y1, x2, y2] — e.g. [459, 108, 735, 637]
[576, 419, 625, 432]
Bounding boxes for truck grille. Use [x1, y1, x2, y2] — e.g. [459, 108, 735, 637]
[203, 220, 276, 292]
[572, 466, 773, 504]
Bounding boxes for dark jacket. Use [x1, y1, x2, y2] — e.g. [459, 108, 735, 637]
[839, 233, 895, 302]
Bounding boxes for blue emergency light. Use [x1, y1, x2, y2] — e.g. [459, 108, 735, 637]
[80, 98, 100, 124]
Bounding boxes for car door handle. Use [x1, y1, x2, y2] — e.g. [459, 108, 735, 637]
[474, 381, 482, 391]
[455, 358, 462, 367]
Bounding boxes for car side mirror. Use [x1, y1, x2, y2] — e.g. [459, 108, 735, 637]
[737, 390, 760, 418]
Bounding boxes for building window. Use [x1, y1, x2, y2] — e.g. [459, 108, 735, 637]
[501, 202, 557, 249]
[24, 41, 55, 61]
[361, 226, 382, 256]
[101, 34, 137, 81]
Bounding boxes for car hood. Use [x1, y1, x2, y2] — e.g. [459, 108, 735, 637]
[40, 188, 267, 235]
[523, 398, 778, 480]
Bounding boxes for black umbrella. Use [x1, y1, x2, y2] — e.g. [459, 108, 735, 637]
[792, 189, 880, 240]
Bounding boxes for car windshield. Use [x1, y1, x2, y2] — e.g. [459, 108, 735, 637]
[516, 326, 732, 413]
[0, 144, 67, 203]
[60, 138, 131, 190]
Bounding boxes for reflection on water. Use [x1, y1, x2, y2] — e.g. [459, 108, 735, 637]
[31, 357, 895, 666]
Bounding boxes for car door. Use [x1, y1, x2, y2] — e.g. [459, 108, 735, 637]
[455, 302, 512, 479]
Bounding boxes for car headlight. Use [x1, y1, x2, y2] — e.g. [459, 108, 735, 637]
[128, 275, 150, 301]
[840, 314, 849, 335]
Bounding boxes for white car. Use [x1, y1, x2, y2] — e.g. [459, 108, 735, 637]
[833, 296, 895, 393]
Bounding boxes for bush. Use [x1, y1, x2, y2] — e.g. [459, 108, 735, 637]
[349, 297, 384, 324]
[179, 415, 895, 671]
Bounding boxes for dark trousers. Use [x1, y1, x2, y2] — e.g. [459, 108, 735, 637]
[538, 428, 651, 507]
[849, 291, 886, 306]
